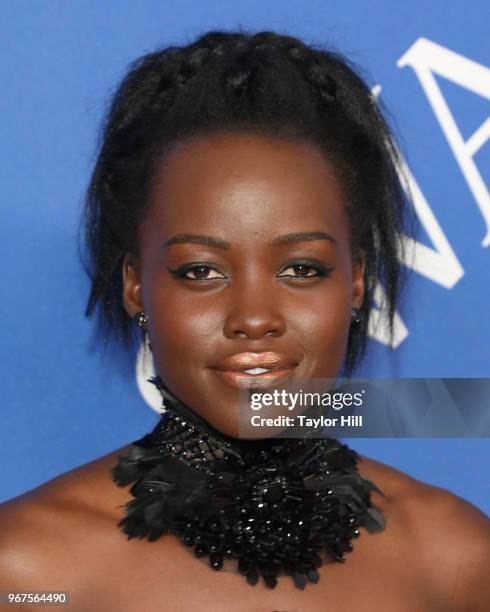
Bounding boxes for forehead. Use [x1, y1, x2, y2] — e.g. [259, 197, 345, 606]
[144, 131, 351, 246]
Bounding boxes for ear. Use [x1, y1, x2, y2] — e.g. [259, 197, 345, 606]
[122, 253, 144, 318]
[352, 252, 366, 309]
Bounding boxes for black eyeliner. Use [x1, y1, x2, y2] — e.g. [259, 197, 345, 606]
[167, 263, 212, 278]
[166, 262, 226, 281]
[279, 259, 335, 277]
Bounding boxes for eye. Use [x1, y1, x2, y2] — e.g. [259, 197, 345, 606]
[278, 261, 333, 279]
[168, 264, 226, 281]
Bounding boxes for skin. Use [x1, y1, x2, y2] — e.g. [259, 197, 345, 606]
[0, 132, 489, 611]
[125, 131, 364, 437]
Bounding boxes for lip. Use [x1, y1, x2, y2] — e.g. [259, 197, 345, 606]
[211, 366, 298, 390]
[210, 351, 299, 390]
[211, 351, 299, 372]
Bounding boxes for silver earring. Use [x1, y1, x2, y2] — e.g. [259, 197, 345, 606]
[351, 307, 362, 325]
[133, 311, 148, 330]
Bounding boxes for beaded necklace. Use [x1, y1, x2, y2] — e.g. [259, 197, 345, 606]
[111, 376, 385, 590]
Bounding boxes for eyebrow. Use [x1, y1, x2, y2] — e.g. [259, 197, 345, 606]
[272, 231, 337, 246]
[163, 231, 337, 250]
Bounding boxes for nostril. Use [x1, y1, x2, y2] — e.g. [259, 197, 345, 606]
[223, 311, 286, 340]
[232, 328, 279, 339]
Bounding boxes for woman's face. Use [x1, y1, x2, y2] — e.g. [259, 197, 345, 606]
[123, 131, 365, 436]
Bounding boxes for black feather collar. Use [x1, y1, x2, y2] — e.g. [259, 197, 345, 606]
[111, 376, 385, 590]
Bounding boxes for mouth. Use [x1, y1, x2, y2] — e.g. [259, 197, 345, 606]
[210, 352, 299, 390]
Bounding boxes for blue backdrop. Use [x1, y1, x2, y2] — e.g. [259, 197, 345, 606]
[1, 1, 489, 514]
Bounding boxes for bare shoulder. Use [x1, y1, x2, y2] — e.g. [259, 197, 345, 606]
[358, 453, 490, 610]
[0, 445, 133, 592]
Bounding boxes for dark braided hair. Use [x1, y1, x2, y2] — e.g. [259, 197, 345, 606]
[79, 29, 414, 378]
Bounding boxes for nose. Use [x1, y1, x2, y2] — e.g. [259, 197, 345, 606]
[223, 277, 286, 340]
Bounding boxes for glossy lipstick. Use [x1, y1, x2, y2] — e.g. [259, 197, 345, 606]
[210, 352, 298, 390]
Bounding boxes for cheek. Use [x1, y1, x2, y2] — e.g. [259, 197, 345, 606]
[146, 287, 222, 364]
[287, 286, 352, 374]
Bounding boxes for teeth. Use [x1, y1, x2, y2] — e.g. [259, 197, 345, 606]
[242, 367, 271, 375]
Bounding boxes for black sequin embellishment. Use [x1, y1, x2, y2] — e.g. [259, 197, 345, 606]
[111, 376, 386, 589]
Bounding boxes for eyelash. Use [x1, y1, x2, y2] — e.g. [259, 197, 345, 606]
[167, 261, 334, 281]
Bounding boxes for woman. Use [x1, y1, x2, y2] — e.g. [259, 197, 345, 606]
[1, 30, 489, 611]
